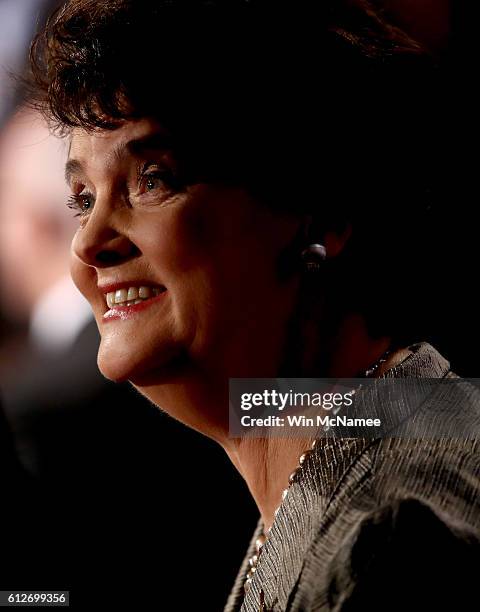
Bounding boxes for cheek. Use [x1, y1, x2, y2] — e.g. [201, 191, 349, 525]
[139, 199, 273, 310]
[139, 205, 211, 275]
[133, 208, 229, 346]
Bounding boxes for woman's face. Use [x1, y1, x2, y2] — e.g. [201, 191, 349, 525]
[69, 118, 302, 388]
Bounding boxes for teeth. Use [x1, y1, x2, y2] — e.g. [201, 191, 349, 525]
[127, 286, 139, 300]
[115, 288, 128, 304]
[105, 285, 162, 309]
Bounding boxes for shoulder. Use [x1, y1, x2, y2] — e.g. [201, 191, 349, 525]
[323, 497, 480, 611]
[368, 436, 480, 529]
[294, 435, 480, 609]
[298, 434, 480, 610]
[366, 365, 480, 527]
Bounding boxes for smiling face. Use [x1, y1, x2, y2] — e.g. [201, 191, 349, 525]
[69, 118, 303, 397]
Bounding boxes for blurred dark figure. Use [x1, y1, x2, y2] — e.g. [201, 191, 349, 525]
[0, 108, 256, 609]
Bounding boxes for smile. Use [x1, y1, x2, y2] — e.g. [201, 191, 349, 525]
[102, 284, 166, 320]
[105, 285, 163, 308]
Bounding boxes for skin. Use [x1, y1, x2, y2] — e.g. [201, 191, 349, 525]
[69, 117, 402, 530]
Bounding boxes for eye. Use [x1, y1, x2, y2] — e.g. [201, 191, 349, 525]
[137, 162, 183, 198]
[66, 192, 94, 217]
[143, 172, 167, 192]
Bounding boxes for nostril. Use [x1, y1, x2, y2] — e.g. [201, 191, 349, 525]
[95, 244, 140, 265]
[95, 250, 123, 265]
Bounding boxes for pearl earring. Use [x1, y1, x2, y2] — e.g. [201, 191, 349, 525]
[301, 243, 327, 272]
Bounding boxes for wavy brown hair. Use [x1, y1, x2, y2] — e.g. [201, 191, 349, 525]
[26, 0, 443, 344]
[28, 0, 425, 132]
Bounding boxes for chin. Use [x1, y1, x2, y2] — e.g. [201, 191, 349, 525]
[96, 338, 187, 385]
[97, 350, 134, 383]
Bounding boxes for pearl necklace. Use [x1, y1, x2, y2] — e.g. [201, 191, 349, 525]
[243, 348, 392, 598]
[243, 437, 319, 596]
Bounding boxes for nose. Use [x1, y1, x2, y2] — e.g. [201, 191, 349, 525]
[72, 210, 139, 268]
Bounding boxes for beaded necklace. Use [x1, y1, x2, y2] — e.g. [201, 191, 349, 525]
[243, 347, 392, 601]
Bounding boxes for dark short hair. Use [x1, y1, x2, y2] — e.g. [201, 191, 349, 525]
[28, 0, 446, 343]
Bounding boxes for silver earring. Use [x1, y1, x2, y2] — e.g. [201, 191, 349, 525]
[301, 243, 326, 272]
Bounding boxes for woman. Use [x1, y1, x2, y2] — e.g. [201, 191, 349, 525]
[28, 1, 480, 610]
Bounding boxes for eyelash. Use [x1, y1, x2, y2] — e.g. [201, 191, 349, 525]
[67, 193, 94, 218]
[137, 162, 182, 194]
[66, 163, 182, 218]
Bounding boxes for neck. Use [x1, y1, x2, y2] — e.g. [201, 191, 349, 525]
[223, 322, 398, 531]
[226, 436, 314, 532]
[136, 312, 405, 530]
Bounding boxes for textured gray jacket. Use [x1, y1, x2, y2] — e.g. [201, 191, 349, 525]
[225, 343, 480, 611]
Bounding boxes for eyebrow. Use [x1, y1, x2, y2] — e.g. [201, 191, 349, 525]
[124, 132, 172, 157]
[65, 158, 84, 185]
[65, 131, 173, 185]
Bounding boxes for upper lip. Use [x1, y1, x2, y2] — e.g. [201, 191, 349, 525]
[98, 280, 166, 294]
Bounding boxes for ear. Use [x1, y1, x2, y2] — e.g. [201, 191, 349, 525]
[324, 223, 352, 258]
[302, 214, 353, 259]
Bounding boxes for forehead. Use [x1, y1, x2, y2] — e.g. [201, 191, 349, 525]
[69, 118, 170, 165]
